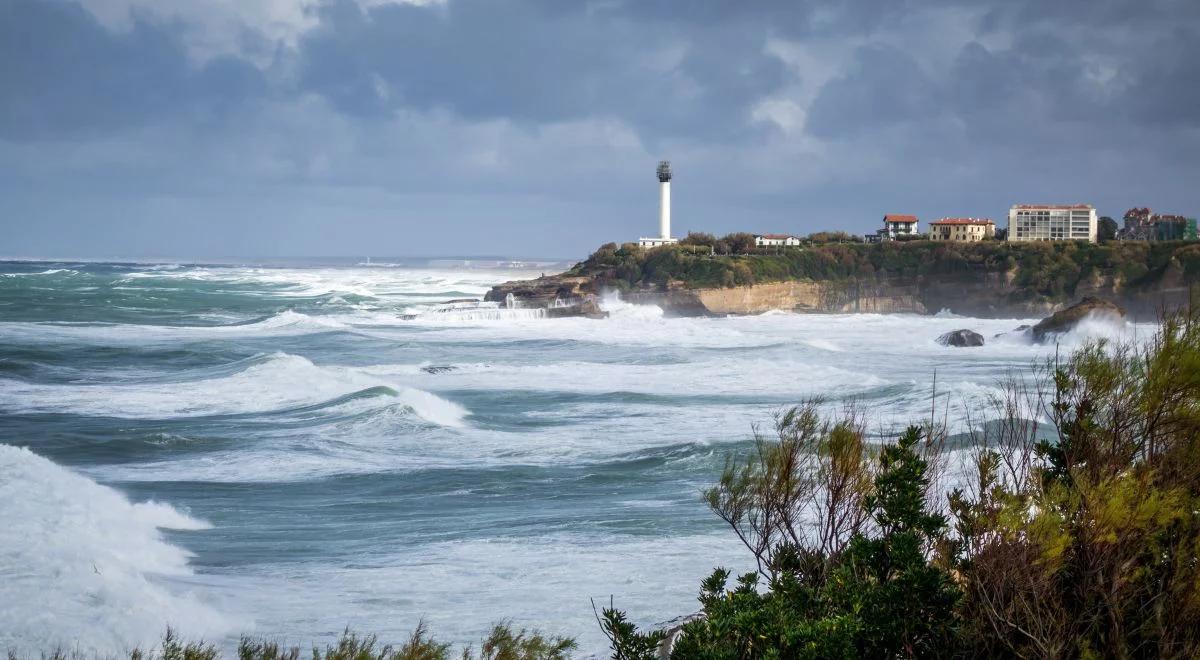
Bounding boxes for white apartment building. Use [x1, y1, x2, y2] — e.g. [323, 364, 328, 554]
[1008, 204, 1097, 243]
[929, 218, 996, 242]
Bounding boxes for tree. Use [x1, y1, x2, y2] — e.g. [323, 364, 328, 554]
[721, 232, 758, 254]
[1098, 216, 1118, 242]
[606, 409, 961, 659]
[680, 232, 717, 248]
[950, 310, 1200, 658]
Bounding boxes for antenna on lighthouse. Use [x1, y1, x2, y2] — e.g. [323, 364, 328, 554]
[657, 160, 672, 183]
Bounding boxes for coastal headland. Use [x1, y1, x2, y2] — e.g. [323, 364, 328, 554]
[487, 240, 1200, 319]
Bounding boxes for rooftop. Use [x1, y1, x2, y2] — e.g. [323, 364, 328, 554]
[758, 233, 798, 239]
[1011, 204, 1094, 210]
[883, 214, 918, 223]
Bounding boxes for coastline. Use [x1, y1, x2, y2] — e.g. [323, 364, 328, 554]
[486, 241, 1200, 320]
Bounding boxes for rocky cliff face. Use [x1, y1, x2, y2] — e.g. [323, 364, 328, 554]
[488, 268, 1196, 319]
[624, 280, 927, 315]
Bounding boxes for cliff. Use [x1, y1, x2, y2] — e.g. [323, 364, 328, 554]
[487, 241, 1200, 319]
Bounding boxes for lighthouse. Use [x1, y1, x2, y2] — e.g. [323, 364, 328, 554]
[638, 160, 679, 248]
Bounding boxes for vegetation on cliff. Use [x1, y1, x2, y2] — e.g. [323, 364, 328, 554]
[605, 309, 1200, 658]
[568, 237, 1200, 305]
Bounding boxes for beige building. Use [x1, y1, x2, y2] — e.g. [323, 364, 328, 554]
[929, 218, 996, 242]
[1008, 204, 1097, 243]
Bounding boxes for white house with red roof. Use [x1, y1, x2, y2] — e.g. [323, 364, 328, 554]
[866, 214, 919, 242]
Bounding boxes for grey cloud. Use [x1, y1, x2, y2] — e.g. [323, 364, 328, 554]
[2, 0, 1199, 258]
[295, 0, 793, 141]
[0, 0, 266, 139]
[805, 45, 942, 139]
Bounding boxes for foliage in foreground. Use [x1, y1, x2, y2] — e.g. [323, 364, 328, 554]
[7, 625, 574, 660]
[607, 309, 1200, 658]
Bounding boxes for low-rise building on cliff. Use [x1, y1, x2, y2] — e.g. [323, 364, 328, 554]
[754, 234, 801, 247]
[929, 218, 995, 242]
[1008, 204, 1097, 243]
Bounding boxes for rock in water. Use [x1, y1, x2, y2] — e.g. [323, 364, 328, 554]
[993, 324, 1031, 339]
[420, 365, 456, 374]
[938, 329, 985, 347]
[1031, 297, 1126, 342]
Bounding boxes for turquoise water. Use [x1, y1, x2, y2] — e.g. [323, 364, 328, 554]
[0, 259, 1147, 655]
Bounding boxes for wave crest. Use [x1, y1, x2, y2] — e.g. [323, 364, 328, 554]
[0, 445, 231, 654]
[0, 352, 468, 427]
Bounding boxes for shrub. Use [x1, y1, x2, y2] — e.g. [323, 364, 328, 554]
[607, 407, 960, 658]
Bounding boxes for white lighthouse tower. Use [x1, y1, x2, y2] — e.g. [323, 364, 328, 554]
[638, 160, 678, 248]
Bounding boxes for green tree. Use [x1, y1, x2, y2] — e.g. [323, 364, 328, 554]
[1098, 216, 1118, 242]
[607, 418, 961, 659]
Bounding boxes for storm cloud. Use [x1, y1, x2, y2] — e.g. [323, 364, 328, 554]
[1, 0, 1198, 258]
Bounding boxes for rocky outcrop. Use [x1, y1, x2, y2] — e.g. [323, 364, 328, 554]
[481, 274, 608, 318]
[1031, 297, 1126, 342]
[994, 324, 1031, 339]
[546, 299, 607, 319]
[487, 266, 1195, 319]
[938, 329, 985, 347]
[484, 274, 594, 308]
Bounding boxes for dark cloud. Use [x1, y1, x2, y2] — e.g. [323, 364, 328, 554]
[296, 0, 792, 141]
[806, 1, 1200, 142]
[1, 0, 1199, 257]
[0, 0, 265, 139]
[805, 45, 942, 139]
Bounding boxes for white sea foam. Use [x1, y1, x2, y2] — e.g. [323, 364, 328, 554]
[201, 532, 749, 657]
[0, 310, 355, 345]
[0, 352, 468, 426]
[0, 445, 231, 655]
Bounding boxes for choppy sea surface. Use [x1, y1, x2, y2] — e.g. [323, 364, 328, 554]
[0, 259, 1153, 655]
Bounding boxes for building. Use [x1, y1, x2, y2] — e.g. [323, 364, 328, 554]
[1007, 204, 1097, 243]
[1154, 216, 1198, 241]
[929, 218, 996, 242]
[880, 214, 919, 241]
[1119, 208, 1197, 241]
[755, 234, 801, 247]
[638, 161, 679, 248]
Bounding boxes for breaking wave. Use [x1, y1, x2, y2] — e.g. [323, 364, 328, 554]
[0, 352, 468, 426]
[0, 445, 231, 655]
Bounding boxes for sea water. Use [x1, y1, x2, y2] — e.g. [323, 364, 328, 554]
[0, 259, 1152, 656]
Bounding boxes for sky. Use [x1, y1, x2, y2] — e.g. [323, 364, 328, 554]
[2, 0, 1199, 259]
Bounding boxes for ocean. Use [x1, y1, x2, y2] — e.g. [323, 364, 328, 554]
[0, 259, 1150, 656]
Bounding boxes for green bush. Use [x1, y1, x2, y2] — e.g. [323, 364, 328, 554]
[605, 419, 959, 659]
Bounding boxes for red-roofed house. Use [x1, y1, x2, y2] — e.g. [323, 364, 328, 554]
[754, 233, 801, 247]
[880, 214, 919, 240]
[929, 218, 996, 242]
